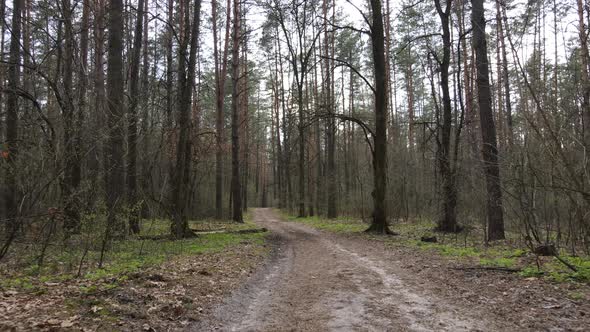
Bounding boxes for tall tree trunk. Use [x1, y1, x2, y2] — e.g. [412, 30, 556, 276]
[496, 0, 513, 146]
[139, 0, 150, 218]
[77, 0, 90, 208]
[406, 55, 414, 149]
[165, 0, 173, 123]
[324, 0, 336, 218]
[91, 0, 106, 183]
[0, 0, 6, 143]
[230, 0, 243, 222]
[4, 0, 22, 234]
[472, 0, 505, 240]
[385, 0, 394, 136]
[105, 0, 127, 236]
[164, 0, 174, 199]
[275, 26, 291, 211]
[127, 0, 145, 235]
[213, 0, 231, 219]
[577, 0, 590, 173]
[366, 0, 391, 234]
[273, 61, 283, 208]
[61, 0, 82, 232]
[435, 0, 458, 233]
[313, 45, 322, 215]
[297, 83, 305, 217]
[21, 0, 31, 115]
[172, 0, 201, 237]
[241, 25, 249, 212]
[273, 28, 286, 209]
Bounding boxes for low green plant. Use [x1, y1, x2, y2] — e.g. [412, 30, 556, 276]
[283, 213, 366, 233]
[1, 219, 267, 291]
[568, 292, 586, 300]
[479, 257, 516, 268]
[519, 266, 544, 278]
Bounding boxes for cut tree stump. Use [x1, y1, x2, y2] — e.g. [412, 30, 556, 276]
[534, 244, 557, 256]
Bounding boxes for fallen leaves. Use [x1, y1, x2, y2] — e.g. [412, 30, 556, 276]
[0, 242, 267, 331]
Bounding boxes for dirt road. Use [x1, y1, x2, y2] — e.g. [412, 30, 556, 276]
[196, 208, 506, 331]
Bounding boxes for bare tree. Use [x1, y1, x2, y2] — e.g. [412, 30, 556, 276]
[273, 0, 320, 217]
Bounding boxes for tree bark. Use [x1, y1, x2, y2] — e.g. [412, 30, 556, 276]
[272, 51, 284, 208]
[172, 0, 201, 237]
[139, 0, 150, 218]
[577, 0, 590, 173]
[0, 0, 6, 143]
[212, 0, 231, 219]
[435, 0, 458, 233]
[4, 0, 22, 234]
[127, 0, 145, 235]
[241, 26, 249, 212]
[230, 0, 243, 222]
[324, 0, 337, 219]
[61, 0, 82, 233]
[366, 0, 391, 234]
[472, 0, 505, 241]
[91, 0, 106, 182]
[105, 0, 127, 235]
[496, 0, 513, 145]
[78, 0, 89, 202]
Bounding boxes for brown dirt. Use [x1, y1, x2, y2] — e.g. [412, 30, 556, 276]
[196, 208, 590, 331]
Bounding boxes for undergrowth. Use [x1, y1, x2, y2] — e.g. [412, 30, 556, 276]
[0, 218, 266, 292]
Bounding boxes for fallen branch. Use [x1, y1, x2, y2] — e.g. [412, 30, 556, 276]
[553, 254, 578, 272]
[450, 266, 521, 273]
[190, 228, 268, 235]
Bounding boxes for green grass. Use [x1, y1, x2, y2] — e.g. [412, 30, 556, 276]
[0, 218, 267, 292]
[282, 212, 366, 233]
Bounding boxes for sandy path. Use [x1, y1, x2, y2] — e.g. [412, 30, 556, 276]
[195, 208, 503, 331]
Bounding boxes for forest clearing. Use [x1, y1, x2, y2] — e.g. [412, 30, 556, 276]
[1, 0, 590, 330]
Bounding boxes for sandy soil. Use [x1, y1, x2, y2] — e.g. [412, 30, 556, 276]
[194, 208, 587, 331]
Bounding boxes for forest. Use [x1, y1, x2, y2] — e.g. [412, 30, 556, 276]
[1, 0, 590, 330]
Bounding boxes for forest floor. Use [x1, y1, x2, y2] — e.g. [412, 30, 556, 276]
[0, 219, 270, 331]
[197, 208, 590, 331]
[2, 209, 589, 331]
